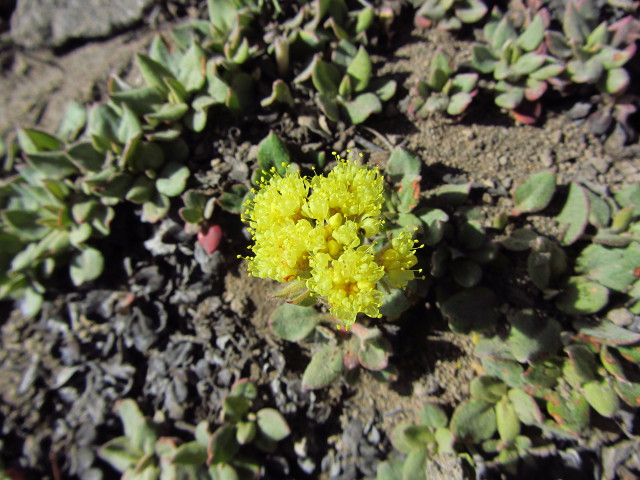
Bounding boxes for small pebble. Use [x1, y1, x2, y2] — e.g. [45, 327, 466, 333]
[498, 155, 508, 166]
[539, 149, 554, 167]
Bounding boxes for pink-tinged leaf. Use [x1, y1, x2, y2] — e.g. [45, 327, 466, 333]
[511, 101, 542, 125]
[415, 16, 434, 29]
[525, 80, 547, 101]
[198, 224, 222, 254]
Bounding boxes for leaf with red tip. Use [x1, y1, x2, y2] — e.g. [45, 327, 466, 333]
[198, 225, 222, 254]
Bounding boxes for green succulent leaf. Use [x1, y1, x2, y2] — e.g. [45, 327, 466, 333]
[69, 247, 104, 286]
[57, 101, 87, 141]
[116, 399, 158, 454]
[261, 79, 295, 108]
[517, 13, 545, 51]
[495, 88, 524, 110]
[312, 58, 341, 97]
[614, 379, 640, 407]
[455, 0, 488, 24]
[496, 397, 521, 443]
[447, 92, 474, 116]
[208, 424, 239, 465]
[156, 162, 189, 197]
[402, 449, 428, 480]
[218, 184, 249, 215]
[342, 93, 382, 124]
[142, 192, 170, 223]
[605, 67, 629, 95]
[257, 131, 290, 177]
[472, 44, 498, 73]
[136, 53, 176, 92]
[346, 46, 372, 93]
[98, 436, 140, 473]
[417, 403, 449, 429]
[470, 376, 507, 404]
[17, 128, 63, 154]
[223, 396, 250, 422]
[172, 441, 207, 465]
[508, 310, 562, 362]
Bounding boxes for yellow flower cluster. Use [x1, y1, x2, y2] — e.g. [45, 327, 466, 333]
[241, 152, 422, 330]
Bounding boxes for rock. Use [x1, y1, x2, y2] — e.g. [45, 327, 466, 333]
[11, 0, 154, 48]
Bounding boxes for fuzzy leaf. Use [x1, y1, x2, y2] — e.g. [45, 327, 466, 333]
[546, 392, 589, 434]
[556, 276, 609, 315]
[574, 319, 640, 346]
[441, 286, 500, 333]
[557, 182, 590, 245]
[417, 403, 448, 429]
[271, 304, 322, 341]
[257, 131, 290, 176]
[583, 380, 619, 417]
[508, 310, 561, 362]
[302, 345, 343, 389]
[256, 408, 290, 442]
[218, 184, 248, 215]
[208, 424, 239, 465]
[508, 388, 543, 425]
[450, 400, 497, 443]
[447, 92, 474, 115]
[261, 79, 295, 108]
[470, 376, 507, 403]
[576, 243, 640, 292]
[472, 44, 498, 73]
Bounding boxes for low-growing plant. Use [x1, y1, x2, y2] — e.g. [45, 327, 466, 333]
[294, 41, 397, 124]
[412, 0, 488, 30]
[505, 170, 640, 315]
[269, 303, 397, 389]
[546, 0, 640, 95]
[472, 9, 565, 123]
[406, 49, 479, 118]
[99, 379, 290, 479]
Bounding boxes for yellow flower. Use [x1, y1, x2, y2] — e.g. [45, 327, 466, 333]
[307, 247, 385, 330]
[377, 231, 421, 288]
[243, 169, 308, 238]
[240, 151, 424, 330]
[247, 218, 313, 282]
[302, 154, 384, 231]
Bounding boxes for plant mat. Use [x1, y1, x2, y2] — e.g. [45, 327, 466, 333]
[1, 5, 639, 480]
